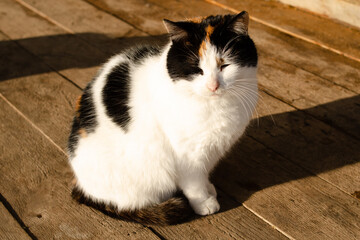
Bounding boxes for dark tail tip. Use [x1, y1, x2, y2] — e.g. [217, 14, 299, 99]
[72, 187, 193, 225]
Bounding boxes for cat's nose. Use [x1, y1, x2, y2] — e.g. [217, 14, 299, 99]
[206, 79, 219, 92]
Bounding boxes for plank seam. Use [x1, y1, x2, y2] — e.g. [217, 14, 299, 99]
[203, 0, 360, 64]
[263, 55, 358, 95]
[0, 193, 38, 240]
[83, 0, 152, 35]
[247, 133, 356, 199]
[258, 85, 360, 141]
[147, 227, 167, 240]
[241, 203, 296, 240]
[0, 93, 67, 155]
[0, 29, 83, 90]
[13, 0, 75, 34]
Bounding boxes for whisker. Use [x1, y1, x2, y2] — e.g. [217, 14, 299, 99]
[230, 85, 276, 126]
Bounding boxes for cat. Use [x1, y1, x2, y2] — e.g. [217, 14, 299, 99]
[68, 11, 258, 225]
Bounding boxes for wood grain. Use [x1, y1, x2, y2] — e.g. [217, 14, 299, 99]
[0, 203, 31, 240]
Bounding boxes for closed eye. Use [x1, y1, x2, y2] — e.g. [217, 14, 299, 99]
[220, 64, 230, 71]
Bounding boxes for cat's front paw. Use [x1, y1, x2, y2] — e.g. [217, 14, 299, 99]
[191, 196, 220, 216]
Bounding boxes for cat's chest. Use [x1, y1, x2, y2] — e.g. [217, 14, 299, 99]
[160, 98, 243, 145]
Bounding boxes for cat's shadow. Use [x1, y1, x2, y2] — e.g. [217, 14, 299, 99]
[213, 94, 360, 214]
[2, 33, 359, 221]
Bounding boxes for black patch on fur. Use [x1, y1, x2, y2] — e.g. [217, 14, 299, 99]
[68, 81, 97, 156]
[166, 14, 257, 81]
[166, 22, 205, 81]
[72, 186, 193, 225]
[103, 62, 131, 130]
[209, 15, 257, 67]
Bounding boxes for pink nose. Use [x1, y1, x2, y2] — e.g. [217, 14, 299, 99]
[206, 80, 219, 92]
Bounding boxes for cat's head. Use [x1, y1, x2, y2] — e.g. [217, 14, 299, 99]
[164, 12, 257, 97]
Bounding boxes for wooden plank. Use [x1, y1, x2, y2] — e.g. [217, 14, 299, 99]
[0, 97, 160, 240]
[85, 0, 181, 35]
[0, 0, 107, 88]
[211, 0, 360, 61]
[0, 203, 31, 240]
[256, 54, 359, 140]
[0, 32, 81, 150]
[19, 0, 150, 56]
[277, 0, 360, 29]
[249, 92, 360, 195]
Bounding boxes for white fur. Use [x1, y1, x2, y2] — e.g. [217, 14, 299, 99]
[70, 42, 258, 215]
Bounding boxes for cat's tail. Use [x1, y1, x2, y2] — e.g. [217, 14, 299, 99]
[72, 187, 193, 225]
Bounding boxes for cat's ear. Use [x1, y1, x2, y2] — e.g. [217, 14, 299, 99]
[163, 19, 188, 41]
[229, 11, 249, 35]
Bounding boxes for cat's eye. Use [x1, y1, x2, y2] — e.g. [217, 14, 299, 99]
[220, 64, 230, 71]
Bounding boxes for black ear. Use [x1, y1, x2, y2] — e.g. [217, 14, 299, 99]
[229, 11, 249, 35]
[163, 19, 188, 40]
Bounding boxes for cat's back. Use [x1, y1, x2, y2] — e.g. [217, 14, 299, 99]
[67, 45, 164, 158]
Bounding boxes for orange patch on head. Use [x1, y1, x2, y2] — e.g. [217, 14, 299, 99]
[78, 128, 87, 138]
[205, 25, 215, 41]
[199, 25, 215, 58]
[199, 40, 207, 58]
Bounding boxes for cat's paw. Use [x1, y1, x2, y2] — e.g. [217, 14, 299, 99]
[191, 196, 220, 216]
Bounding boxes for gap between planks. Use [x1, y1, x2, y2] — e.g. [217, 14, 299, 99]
[0, 93, 66, 155]
[241, 203, 296, 240]
[204, 0, 360, 64]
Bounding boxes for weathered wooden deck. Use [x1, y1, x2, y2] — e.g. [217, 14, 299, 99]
[1, 0, 360, 239]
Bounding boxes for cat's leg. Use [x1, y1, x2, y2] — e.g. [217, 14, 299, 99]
[207, 182, 217, 198]
[178, 168, 220, 215]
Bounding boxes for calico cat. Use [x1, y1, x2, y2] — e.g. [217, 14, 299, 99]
[68, 11, 258, 225]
